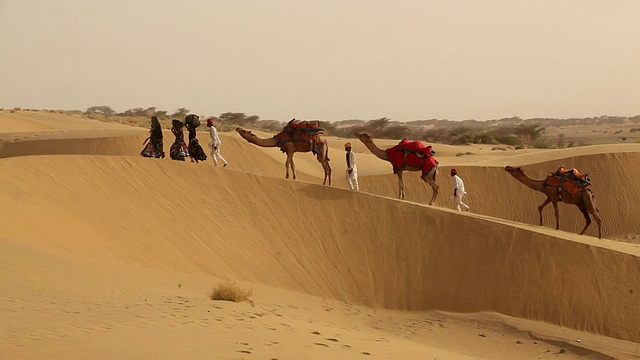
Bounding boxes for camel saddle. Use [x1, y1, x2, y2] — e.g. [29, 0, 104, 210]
[274, 119, 325, 154]
[386, 139, 439, 178]
[284, 119, 324, 135]
[545, 166, 591, 197]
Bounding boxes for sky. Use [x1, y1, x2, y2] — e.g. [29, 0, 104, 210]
[1, 0, 639, 122]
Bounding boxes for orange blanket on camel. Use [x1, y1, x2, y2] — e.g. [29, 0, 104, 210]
[545, 166, 591, 197]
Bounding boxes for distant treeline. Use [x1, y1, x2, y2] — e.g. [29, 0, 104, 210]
[83, 105, 640, 149]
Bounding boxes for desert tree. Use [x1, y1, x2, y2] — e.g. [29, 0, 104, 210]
[86, 106, 115, 116]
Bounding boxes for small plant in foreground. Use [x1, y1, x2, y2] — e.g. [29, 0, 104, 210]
[210, 280, 254, 306]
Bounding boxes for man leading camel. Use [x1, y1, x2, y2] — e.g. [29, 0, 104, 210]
[451, 169, 469, 212]
[207, 118, 228, 167]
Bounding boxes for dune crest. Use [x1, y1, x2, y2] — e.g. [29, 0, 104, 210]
[2, 111, 640, 358]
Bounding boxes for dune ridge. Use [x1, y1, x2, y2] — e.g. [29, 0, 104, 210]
[363, 152, 640, 240]
[2, 154, 639, 344]
[2, 111, 640, 358]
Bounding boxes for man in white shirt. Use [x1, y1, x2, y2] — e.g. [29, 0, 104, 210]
[345, 142, 359, 191]
[451, 168, 469, 211]
[206, 118, 228, 167]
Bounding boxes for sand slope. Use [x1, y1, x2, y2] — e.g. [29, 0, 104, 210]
[2, 111, 640, 359]
[2, 155, 640, 341]
[361, 150, 640, 240]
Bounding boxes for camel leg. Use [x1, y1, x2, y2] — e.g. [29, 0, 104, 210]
[424, 167, 440, 205]
[318, 155, 331, 186]
[397, 172, 405, 199]
[592, 211, 602, 239]
[324, 161, 332, 186]
[584, 191, 602, 238]
[577, 203, 592, 236]
[537, 198, 551, 226]
[322, 165, 328, 185]
[290, 156, 297, 180]
[423, 171, 439, 206]
[285, 153, 292, 179]
[552, 200, 560, 230]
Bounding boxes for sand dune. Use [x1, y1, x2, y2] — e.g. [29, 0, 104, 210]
[362, 151, 640, 241]
[2, 111, 640, 359]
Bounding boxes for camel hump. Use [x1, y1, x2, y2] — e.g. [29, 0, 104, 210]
[284, 120, 323, 134]
[396, 140, 435, 157]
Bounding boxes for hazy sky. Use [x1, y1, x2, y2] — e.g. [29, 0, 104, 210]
[1, 0, 639, 121]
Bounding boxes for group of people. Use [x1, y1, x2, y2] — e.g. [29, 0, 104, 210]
[141, 115, 228, 167]
[144, 117, 468, 211]
[342, 142, 469, 212]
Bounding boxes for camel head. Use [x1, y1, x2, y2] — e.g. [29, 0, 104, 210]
[354, 132, 372, 143]
[235, 127, 255, 140]
[504, 166, 523, 175]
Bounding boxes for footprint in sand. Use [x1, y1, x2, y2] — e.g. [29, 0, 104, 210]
[314, 343, 330, 347]
[326, 338, 339, 342]
[311, 331, 321, 335]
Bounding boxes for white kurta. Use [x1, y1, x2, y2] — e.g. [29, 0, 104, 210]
[345, 151, 359, 191]
[208, 126, 228, 166]
[451, 174, 469, 211]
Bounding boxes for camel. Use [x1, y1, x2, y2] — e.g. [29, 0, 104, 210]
[354, 132, 439, 205]
[504, 166, 602, 238]
[235, 127, 332, 185]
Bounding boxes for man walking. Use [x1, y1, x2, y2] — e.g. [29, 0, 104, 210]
[206, 117, 228, 167]
[345, 142, 359, 191]
[451, 168, 469, 211]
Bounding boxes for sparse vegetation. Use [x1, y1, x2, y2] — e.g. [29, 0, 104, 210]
[7, 104, 637, 146]
[533, 138, 556, 149]
[210, 280, 253, 304]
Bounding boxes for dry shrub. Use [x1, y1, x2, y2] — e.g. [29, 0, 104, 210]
[210, 281, 253, 304]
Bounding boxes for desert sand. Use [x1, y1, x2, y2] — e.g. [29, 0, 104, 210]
[1, 110, 640, 360]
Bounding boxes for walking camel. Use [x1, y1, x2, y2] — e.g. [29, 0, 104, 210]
[236, 127, 332, 185]
[504, 166, 602, 238]
[354, 132, 439, 205]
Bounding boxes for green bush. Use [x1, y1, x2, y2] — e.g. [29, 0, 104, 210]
[532, 138, 556, 149]
[452, 131, 478, 144]
[476, 132, 498, 144]
[495, 134, 522, 146]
